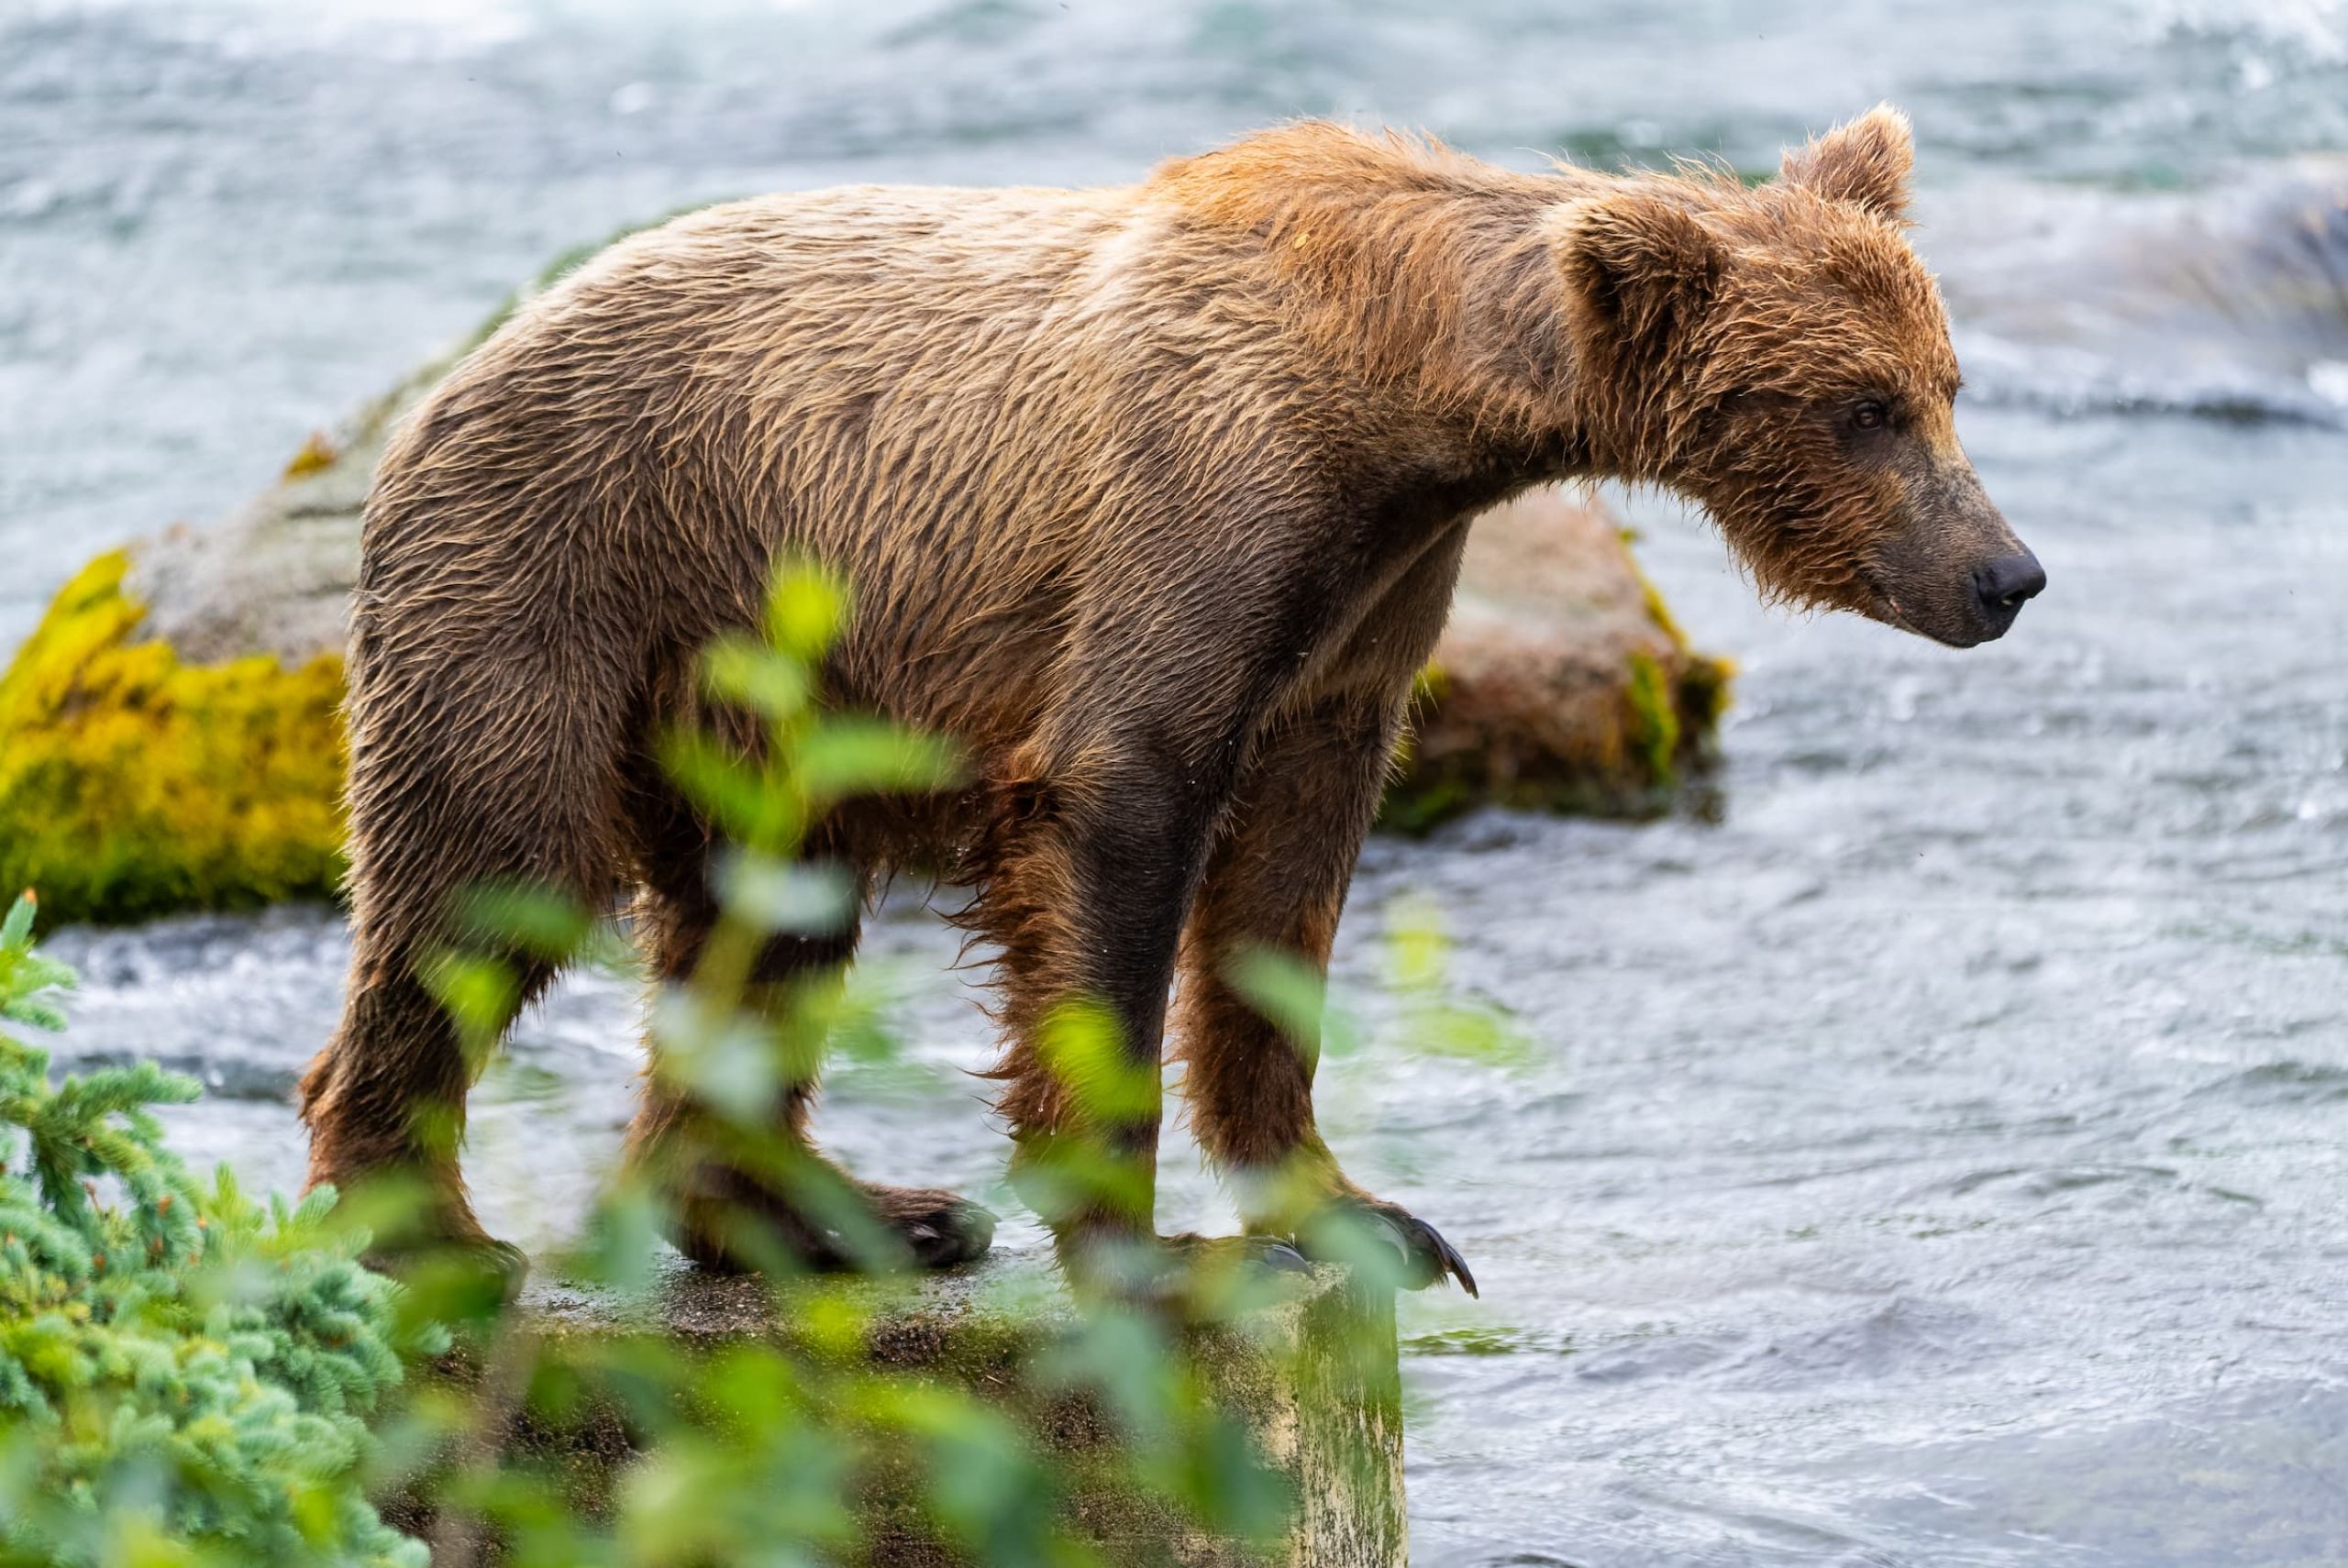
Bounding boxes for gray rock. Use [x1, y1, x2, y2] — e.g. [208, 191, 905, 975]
[406, 1246, 1407, 1568]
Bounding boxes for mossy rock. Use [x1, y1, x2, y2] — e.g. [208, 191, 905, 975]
[390, 1247, 1406, 1568]
[1378, 491, 1733, 834]
[0, 233, 1727, 925]
[0, 244, 607, 929]
[0, 549, 347, 925]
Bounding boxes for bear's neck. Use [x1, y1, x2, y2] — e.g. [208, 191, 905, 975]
[1155, 127, 1599, 480]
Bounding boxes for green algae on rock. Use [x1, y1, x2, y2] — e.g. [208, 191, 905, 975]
[0, 251, 592, 929]
[0, 550, 347, 926]
[1379, 490, 1733, 834]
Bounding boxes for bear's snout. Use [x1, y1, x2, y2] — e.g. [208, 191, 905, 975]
[1967, 549, 2047, 640]
[1857, 454, 2043, 648]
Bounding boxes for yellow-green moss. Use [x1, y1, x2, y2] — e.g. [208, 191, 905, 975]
[0, 223, 712, 931]
[0, 550, 348, 927]
[1622, 649, 1682, 788]
[1380, 523, 1736, 834]
[1676, 650, 1736, 734]
[281, 429, 339, 480]
[1623, 527, 1693, 650]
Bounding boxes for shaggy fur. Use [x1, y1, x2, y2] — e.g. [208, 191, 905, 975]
[299, 107, 2032, 1291]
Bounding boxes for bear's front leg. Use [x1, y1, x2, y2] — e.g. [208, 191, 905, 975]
[976, 728, 1247, 1297]
[1171, 690, 1479, 1297]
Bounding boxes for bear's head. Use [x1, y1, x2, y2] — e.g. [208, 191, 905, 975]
[1556, 105, 2043, 647]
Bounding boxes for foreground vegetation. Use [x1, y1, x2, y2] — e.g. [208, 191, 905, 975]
[0, 888, 432, 1566]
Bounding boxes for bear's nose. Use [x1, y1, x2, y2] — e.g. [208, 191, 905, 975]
[1972, 550, 2046, 624]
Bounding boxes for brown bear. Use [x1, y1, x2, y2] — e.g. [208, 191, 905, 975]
[297, 105, 2042, 1296]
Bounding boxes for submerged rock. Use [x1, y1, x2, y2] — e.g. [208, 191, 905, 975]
[0, 252, 1726, 925]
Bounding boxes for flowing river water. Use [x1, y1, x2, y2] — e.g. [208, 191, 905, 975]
[6, 4, 2346, 1563]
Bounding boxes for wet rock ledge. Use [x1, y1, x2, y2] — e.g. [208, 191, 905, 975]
[391, 1249, 1404, 1568]
[0, 247, 1728, 925]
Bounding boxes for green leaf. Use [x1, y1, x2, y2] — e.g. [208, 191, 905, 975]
[0, 891, 31, 951]
[420, 951, 520, 1067]
[763, 563, 849, 661]
[1036, 999, 1157, 1123]
[658, 729, 791, 845]
[450, 880, 594, 962]
[1222, 946, 1361, 1063]
[700, 634, 814, 721]
[714, 854, 857, 938]
[1380, 896, 1534, 1068]
[795, 718, 964, 801]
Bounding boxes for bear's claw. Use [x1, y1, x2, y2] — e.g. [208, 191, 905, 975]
[886, 1191, 997, 1269]
[670, 1176, 995, 1275]
[1251, 1236, 1314, 1276]
[1399, 1216, 1479, 1298]
[1299, 1203, 1478, 1297]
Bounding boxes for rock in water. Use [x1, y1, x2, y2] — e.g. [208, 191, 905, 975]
[0, 283, 526, 927]
[0, 253, 1726, 925]
[388, 1249, 1406, 1568]
[1381, 489, 1730, 833]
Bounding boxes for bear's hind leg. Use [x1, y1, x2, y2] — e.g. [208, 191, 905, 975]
[975, 737, 1246, 1295]
[300, 945, 555, 1285]
[302, 619, 639, 1288]
[300, 764, 597, 1284]
[622, 825, 992, 1274]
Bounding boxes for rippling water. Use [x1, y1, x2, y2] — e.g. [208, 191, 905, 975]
[8, 3, 2348, 1564]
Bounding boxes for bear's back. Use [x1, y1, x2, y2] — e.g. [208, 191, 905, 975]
[364, 179, 1325, 745]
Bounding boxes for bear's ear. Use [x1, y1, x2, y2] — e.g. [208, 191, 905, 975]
[1555, 189, 1724, 380]
[1781, 104, 1914, 222]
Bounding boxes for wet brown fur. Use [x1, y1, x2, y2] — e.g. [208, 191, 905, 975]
[299, 107, 2020, 1284]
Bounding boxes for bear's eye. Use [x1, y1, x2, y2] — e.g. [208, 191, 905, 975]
[1850, 400, 1890, 432]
